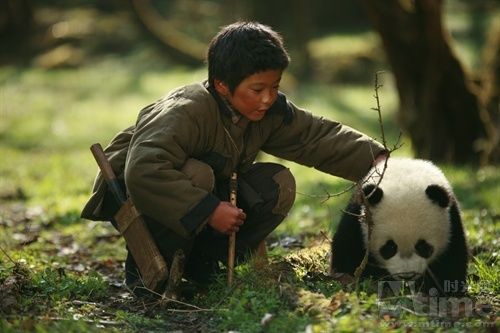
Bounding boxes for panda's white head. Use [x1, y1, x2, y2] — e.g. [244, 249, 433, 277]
[361, 158, 454, 279]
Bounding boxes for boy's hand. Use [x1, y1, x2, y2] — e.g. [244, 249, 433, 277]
[208, 201, 246, 235]
[373, 151, 388, 166]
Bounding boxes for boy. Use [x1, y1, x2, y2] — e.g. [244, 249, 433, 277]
[81, 21, 386, 293]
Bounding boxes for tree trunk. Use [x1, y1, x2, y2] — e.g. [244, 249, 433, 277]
[477, 19, 500, 164]
[363, 0, 487, 164]
[0, 0, 33, 37]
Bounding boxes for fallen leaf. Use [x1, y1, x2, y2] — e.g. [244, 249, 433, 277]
[329, 291, 348, 312]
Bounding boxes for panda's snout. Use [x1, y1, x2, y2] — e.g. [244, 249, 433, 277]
[385, 253, 428, 278]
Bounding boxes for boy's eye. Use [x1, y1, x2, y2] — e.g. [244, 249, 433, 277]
[251, 86, 279, 93]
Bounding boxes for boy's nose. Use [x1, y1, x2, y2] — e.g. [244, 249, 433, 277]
[261, 90, 274, 105]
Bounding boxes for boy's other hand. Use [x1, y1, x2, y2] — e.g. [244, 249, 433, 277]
[208, 201, 246, 235]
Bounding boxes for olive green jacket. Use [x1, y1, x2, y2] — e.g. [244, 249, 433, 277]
[81, 82, 385, 238]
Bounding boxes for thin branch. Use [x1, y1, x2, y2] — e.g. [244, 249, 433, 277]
[296, 74, 402, 205]
[0, 245, 15, 264]
[319, 230, 332, 243]
[163, 307, 221, 313]
[2, 316, 125, 327]
[353, 71, 396, 291]
[371, 70, 388, 148]
[129, 279, 214, 312]
[295, 182, 358, 203]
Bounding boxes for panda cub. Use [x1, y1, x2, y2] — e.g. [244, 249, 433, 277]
[331, 158, 468, 295]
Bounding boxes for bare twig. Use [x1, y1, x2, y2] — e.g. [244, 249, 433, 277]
[295, 182, 358, 203]
[319, 230, 332, 243]
[296, 73, 401, 204]
[353, 184, 377, 286]
[353, 72, 400, 290]
[163, 307, 220, 313]
[0, 245, 16, 264]
[371, 71, 388, 148]
[129, 280, 214, 312]
[14, 316, 124, 327]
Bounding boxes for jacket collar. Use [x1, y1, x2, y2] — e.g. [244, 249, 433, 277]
[205, 81, 237, 122]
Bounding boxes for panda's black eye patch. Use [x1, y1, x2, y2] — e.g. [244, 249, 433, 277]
[379, 239, 398, 260]
[363, 184, 383, 205]
[415, 239, 434, 258]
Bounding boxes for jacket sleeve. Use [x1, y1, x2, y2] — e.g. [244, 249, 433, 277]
[124, 102, 219, 239]
[81, 125, 135, 221]
[262, 101, 386, 182]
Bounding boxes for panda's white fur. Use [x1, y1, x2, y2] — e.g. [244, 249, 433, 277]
[361, 158, 453, 277]
[332, 157, 468, 294]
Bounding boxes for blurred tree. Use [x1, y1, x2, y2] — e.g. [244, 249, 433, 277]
[130, 0, 207, 65]
[477, 19, 500, 164]
[243, 0, 314, 78]
[363, 0, 491, 164]
[0, 0, 34, 58]
[0, 0, 33, 37]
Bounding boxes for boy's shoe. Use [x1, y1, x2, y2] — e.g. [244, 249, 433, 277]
[183, 259, 223, 286]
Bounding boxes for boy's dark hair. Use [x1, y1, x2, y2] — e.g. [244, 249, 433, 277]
[207, 21, 290, 93]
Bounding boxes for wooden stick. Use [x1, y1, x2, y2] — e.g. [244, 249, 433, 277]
[227, 172, 237, 287]
[90, 143, 168, 292]
[90, 143, 126, 205]
[164, 249, 185, 300]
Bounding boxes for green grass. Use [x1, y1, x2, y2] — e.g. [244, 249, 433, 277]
[0, 54, 498, 332]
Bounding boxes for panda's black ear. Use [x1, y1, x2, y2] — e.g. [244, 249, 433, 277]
[425, 185, 450, 208]
[363, 184, 383, 205]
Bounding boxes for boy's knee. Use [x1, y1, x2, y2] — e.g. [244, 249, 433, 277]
[271, 167, 296, 216]
[181, 158, 215, 192]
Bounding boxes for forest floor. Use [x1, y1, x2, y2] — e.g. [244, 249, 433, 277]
[0, 61, 498, 332]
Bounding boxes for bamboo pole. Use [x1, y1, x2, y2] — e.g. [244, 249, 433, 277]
[227, 172, 238, 287]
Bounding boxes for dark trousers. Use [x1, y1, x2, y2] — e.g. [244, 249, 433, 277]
[123, 162, 295, 285]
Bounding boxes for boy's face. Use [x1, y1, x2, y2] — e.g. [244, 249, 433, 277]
[215, 69, 282, 121]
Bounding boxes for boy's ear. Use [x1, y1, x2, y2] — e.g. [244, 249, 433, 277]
[214, 79, 230, 96]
